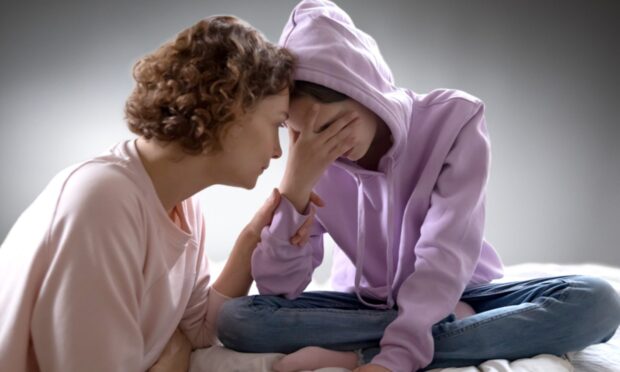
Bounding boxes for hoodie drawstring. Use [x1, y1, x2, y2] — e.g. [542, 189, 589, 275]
[353, 170, 395, 310]
[385, 159, 395, 308]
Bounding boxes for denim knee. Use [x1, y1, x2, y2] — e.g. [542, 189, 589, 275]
[568, 275, 620, 341]
[216, 296, 262, 352]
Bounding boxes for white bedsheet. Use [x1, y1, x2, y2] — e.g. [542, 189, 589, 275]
[190, 263, 620, 372]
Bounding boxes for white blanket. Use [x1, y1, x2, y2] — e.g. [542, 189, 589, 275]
[189, 348, 573, 372]
[190, 263, 620, 372]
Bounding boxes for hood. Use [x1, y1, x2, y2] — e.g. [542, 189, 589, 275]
[279, 0, 412, 165]
[279, 0, 414, 309]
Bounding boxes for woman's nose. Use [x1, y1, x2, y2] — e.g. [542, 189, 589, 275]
[272, 139, 282, 159]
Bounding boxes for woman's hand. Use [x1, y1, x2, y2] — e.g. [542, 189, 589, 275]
[243, 188, 283, 240]
[290, 192, 324, 246]
[244, 189, 324, 247]
[212, 188, 323, 298]
[148, 328, 192, 372]
[280, 105, 358, 213]
[353, 364, 391, 372]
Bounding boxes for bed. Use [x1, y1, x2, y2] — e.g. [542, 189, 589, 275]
[190, 263, 620, 372]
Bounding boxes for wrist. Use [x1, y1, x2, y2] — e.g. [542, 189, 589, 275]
[279, 184, 312, 214]
[237, 227, 261, 251]
[237, 224, 261, 243]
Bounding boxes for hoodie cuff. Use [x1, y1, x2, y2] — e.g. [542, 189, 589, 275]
[371, 345, 417, 372]
[267, 195, 314, 241]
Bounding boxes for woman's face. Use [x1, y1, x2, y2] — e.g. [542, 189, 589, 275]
[220, 89, 289, 189]
[286, 95, 379, 162]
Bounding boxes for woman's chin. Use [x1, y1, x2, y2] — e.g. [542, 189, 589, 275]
[238, 179, 258, 190]
[225, 175, 258, 190]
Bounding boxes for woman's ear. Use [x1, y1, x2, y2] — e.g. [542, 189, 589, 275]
[218, 119, 246, 153]
[227, 121, 244, 139]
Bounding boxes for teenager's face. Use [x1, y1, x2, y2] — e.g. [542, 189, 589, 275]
[221, 89, 289, 188]
[287, 95, 379, 161]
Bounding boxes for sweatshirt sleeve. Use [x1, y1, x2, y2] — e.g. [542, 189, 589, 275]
[251, 195, 326, 299]
[30, 172, 147, 372]
[373, 103, 491, 372]
[180, 207, 232, 348]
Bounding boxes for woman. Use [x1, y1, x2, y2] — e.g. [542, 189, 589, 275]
[0, 15, 316, 372]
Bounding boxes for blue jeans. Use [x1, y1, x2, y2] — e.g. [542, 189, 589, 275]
[217, 275, 620, 370]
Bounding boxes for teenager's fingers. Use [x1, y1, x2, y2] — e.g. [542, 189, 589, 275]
[299, 104, 321, 139]
[319, 111, 358, 142]
[328, 136, 356, 160]
[325, 117, 356, 151]
[288, 127, 300, 145]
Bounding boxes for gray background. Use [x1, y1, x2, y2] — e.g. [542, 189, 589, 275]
[1, 1, 619, 282]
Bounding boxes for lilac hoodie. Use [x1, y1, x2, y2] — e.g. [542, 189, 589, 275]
[252, 1, 504, 371]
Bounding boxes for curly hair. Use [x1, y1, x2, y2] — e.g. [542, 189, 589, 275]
[125, 16, 295, 154]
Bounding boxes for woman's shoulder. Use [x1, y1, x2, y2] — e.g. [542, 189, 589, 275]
[4, 155, 151, 263]
[49, 154, 148, 224]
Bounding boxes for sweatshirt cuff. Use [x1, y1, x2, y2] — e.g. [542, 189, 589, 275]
[267, 195, 314, 241]
[371, 346, 417, 372]
[204, 286, 232, 346]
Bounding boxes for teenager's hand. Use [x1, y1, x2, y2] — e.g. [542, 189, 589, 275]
[353, 364, 391, 372]
[148, 328, 191, 372]
[280, 105, 358, 213]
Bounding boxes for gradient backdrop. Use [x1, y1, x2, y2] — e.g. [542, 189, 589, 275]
[1, 1, 619, 285]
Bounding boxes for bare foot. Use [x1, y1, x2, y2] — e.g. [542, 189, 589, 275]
[272, 346, 358, 372]
[454, 301, 476, 319]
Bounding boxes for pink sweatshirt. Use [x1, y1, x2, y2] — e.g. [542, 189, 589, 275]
[0, 140, 228, 372]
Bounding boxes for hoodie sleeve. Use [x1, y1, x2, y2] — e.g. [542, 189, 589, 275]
[251, 195, 326, 299]
[373, 103, 490, 372]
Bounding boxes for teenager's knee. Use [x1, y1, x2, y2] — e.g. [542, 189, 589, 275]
[570, 276, 620, 340]
[216, 296, 278, 352]
[217, 297, 259, 351]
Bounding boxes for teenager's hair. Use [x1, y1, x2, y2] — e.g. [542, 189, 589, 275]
[291, 80, 348, 103]
[125, 16, 295, 154]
